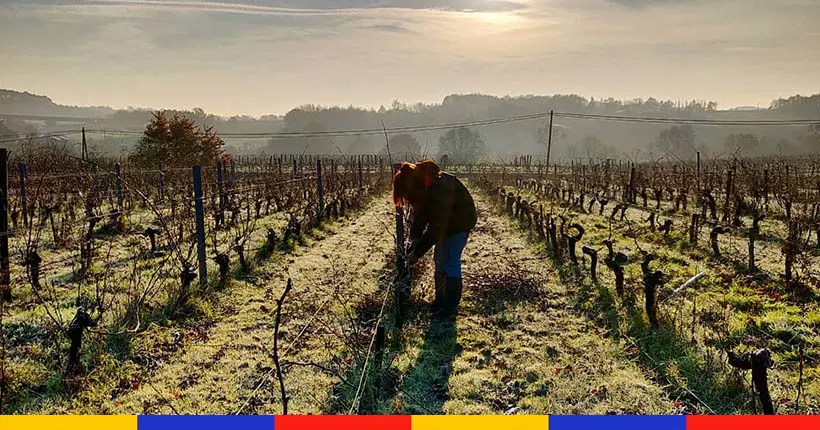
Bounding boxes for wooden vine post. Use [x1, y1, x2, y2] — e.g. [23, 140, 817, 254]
[689, 213, 700, 245]
[193, 165, 208, 287]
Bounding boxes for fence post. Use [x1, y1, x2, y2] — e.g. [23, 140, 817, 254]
[545, 110, 554, 172]
[292, 158, 297, 180]
[115, 162, 124, 210]
[316, 158, 324, 224]
[18, 162, 27, 228]
[193, 165, 208, 287]
[81, 127, 87, 161]
[1, 148, 10, 301]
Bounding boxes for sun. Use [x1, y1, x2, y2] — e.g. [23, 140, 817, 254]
[471, 11, 522, 26]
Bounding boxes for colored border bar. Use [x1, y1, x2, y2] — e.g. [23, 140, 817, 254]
[3, 414, 820, 430]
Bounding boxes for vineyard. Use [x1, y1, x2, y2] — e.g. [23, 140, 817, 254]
[1, 135, 819, 416]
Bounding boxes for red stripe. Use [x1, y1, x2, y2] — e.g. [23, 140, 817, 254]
[687, 415, 820, 430]
[275, 415, 411, 430]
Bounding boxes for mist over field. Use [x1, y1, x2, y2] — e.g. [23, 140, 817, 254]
[2, 89, 819, 162]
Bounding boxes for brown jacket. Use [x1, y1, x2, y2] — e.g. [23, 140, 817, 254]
[409, 172, 477, 258]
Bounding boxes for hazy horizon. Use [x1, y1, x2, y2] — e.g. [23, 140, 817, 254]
[2, 0, 818, 117]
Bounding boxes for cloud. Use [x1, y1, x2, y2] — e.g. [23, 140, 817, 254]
[1, 0, 528, 15]
[362, 24, 418, 34]
[604, 0, 694, 7]
[0, 0, 817, 115]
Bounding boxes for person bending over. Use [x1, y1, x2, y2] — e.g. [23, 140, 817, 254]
[392, 160, 477, 317]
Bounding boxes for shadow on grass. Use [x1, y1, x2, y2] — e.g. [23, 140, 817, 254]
[574, 278, 622, 340]
[397, 316, 459, 414]
[623, 310, 748, 414]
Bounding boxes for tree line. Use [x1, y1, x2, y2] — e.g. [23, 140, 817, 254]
[3, 90, 818, 160]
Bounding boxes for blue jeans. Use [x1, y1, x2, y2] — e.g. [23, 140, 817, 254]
[434, 232, 469, 278]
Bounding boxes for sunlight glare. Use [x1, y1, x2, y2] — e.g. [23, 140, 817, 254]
[470, 11, 522, 27]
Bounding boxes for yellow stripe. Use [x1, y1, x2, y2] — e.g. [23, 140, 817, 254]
[0, 415, 137, 430]
[412, 415, 548, 430]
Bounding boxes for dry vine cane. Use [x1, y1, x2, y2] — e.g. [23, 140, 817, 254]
[272, 278, 293, 414]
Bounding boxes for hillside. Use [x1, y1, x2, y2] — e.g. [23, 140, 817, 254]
[0, 89, 114, 118]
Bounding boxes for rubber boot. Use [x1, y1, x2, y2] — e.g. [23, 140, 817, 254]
[442, 277, 463, 317]
[432, 272, 447, 312]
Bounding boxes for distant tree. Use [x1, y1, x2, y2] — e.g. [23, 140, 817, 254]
[346, 135, 374, 154]
[199, 125, 225, 163]
[438, 127, 485, 164]
[573, 135, 616, 160]
[801, 124, 820, 153]
[0, 119, 17, 138]
[655, 125, 695, 159]
[131, 111, 171, 167]
[536, 124, 568, 159]
[131, 111, 224, 167]
[379, 134, 421, 162]
[769, 94, 820, 117]
[266, 120, 331, 154]
[724, 133, 760, 154]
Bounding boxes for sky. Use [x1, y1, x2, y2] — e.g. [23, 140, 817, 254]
[1, 0, 818, 116]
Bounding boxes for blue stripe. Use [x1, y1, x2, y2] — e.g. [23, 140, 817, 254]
[138, 415, 274, 430]
[549, 415, 686, 430]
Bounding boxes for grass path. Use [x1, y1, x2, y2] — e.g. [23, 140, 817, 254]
[386, 188, 674, 414]
[500, 182, 820, 414]
[67, 194, 397, 414]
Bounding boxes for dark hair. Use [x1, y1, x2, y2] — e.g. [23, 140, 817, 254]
[392, 160, 440, 208]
